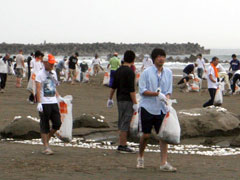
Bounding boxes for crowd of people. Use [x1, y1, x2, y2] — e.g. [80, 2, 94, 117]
[1, 48, 240, 172]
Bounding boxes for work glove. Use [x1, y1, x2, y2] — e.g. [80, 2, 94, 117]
[37, 103, 43, 112]
[107, 99, 114, 108]
[133, 104, 139, 112]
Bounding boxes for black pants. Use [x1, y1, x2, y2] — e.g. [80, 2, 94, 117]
[27, 67, 31, 81]
[203, 88, 217, 107]
[0, 73, 7, 89]
[232, 74, 240, 93]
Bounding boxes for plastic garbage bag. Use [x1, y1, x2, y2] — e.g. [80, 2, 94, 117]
[129, 93, 141, 137]
[83, 72, 89, 83]
[214, 87, 223, 106]
[158, 99, 180, 145]
[56, 95, 73, 142]
[103, 71, 110, 86]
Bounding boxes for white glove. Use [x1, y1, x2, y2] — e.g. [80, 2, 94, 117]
[158, 92, 167, 103]
[37, 103, 43, 112]
[57, 96, 66, 103]
[133, 104, 139, 112]
[107, 99, 114, 108]
[216, 82, 220, 87]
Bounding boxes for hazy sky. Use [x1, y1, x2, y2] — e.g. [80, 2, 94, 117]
[1, 0, 240, 49]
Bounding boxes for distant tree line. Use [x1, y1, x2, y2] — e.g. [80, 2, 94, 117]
[0, 42, 210, 56]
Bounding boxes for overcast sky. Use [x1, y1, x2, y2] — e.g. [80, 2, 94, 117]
[0, 0, 239, 49]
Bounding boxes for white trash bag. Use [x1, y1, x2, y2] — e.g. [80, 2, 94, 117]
[56, 95, 73, 142]
[129, 93, 141, 137]
[103, 71, 110, 86]
[158, 99, 181, 145]
[214, 87, 223, 106]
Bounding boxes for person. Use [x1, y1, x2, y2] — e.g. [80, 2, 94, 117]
[141, 54, 153, 71]
[7, 56, 14, 75]
[15, 50, 25, 87]
[229, 54, 240, 78]
[67, 52, 79, 85]
[231, 70, 240, 94]
[195, 54, 206, 79]
[183, 63, 197, 77]
[56, 56, 67, 81]
[177, 74, 194, 91]
[80, 61, 88, 82]
[92, 54, 102, 76]
[36, 53, 65, 155]
[107, 52, 121, 87]
[217, 63, 231, 93]
[107, 50, 137, 153]
[27, 53, 34, 81]
[0, 54, 10, 93]
[137, 48, 176, 172]
[203, 57, 219, 107]
[28, 50, 44, 104]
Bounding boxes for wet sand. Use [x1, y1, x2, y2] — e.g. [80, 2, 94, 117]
[1, 72, 240, 180]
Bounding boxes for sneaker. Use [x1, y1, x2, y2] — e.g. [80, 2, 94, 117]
[42, 148, 54, 155]
[160, 162, 177, 172]
[136, 157, 144, 168]
[117, 145, 136, 154]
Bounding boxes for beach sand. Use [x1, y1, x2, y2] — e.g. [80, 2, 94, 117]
[0, 72, 240, 180]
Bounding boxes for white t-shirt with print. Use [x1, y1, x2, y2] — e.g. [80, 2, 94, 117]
[196, 58, 205, 69]
[35, 69, 58, 104]
[207, 65, 218, 89]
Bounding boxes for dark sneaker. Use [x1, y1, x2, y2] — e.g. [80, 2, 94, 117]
[117, 145, 136, 154]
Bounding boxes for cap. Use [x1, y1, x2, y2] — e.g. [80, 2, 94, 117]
[43, 54, 56, 64]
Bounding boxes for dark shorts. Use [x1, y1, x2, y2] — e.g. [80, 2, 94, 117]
[39, 103, 61, 133]
[140, 107, 165, 134]
[15, 68, 23, 78]
[117, 101, 133, 131]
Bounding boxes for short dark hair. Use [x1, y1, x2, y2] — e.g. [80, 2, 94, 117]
[35, 50, 44, 58]
[75, 52, 79, 57]
[197, 53, 202, 57]
[123, 50, 135, 63]
[232, 54, 237, 58]
[212, 56, 219, 62]
[151, 48, 166, 62]
[30, 52, 34, 56]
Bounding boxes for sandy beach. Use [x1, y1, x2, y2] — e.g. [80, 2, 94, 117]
[1, 72, 240, 180]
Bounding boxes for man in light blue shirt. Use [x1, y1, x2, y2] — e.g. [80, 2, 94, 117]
[136, 48, 176, 172]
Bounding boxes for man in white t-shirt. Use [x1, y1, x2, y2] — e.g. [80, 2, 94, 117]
[195, 54, 206, 79]
[36, 53, 65, 155]
[141, 54, 153, 71]
[27, 50, 44, 104]
[91, 54, 102, 76]
[217, 63, 231, 92]
[203, 57, 219, 107]
[15, 50, 25, 87]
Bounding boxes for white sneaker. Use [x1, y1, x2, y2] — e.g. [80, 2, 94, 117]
[136, 157, 144, 169]
[42, 148, 54, 155]
[160, 162, 177, 172]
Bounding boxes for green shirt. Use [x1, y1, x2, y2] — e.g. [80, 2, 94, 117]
[109, 57, 121, 71]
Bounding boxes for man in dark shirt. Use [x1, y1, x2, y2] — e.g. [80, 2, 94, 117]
[67, 52, 79, 84]
[183, 63, 197, 77]
[27, 53, 34, 81]
[229, 54, 240, 76]
[80, 61, 88, 82]
[107, 50, 138, 153]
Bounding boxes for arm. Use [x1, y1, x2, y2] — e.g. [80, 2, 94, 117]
[36, 82, 41, 103]
[22, 58, 25, 68]
[209, 74, 217, 83]
[109, 88, 115, 99]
